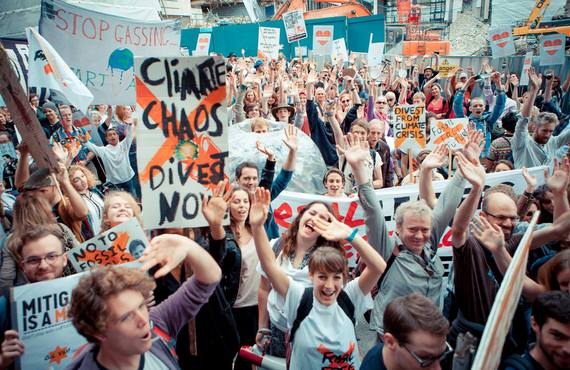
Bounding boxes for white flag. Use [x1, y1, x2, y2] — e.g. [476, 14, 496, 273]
[26, 27, 93, 113]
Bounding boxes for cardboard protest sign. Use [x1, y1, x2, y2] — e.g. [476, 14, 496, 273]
[437, 59, 460, 78]
[539, 33, 565, 66]
[135, 56, 229, 229]
[283, 9, 307, 43]
[488, 25, 515, 58]
[272, 166, 546, 268]
[367, 42, 385, 67]
[312, 25, 333, 55]
[194, 33, 211, 56]
[431, 118, 469, 150]
[332, 38, 349, 63]
[258, 27, 280, 60]
[0, 44, 60, 173]
[519, 51, 533, 86]
[472, 212, 539, 370]
[392, 105, 426, 152]
[39, 0, 181, 105]
[11, 272, 87, 370]
[67, 218, 147, 271]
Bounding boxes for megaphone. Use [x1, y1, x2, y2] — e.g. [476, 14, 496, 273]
[239, 345, 286, 370]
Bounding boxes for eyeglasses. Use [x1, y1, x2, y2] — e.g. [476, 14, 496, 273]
[376, 101, 387, 104]
[485, 211, 519, 223]
[402, 341, 453, 368]
[387, 98, 395, 102]
[23, 253, 63, 267]
[341, 99, 350, 103]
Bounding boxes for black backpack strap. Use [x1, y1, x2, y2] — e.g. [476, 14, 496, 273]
[289, 287, 314, 344]
[377, 244, 401, 290]
[336, 290, 355, 325]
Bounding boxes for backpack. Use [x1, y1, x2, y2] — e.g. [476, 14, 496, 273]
[285, 287, 355, 369]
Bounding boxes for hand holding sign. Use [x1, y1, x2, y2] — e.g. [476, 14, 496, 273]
[0, 330, 24, 368]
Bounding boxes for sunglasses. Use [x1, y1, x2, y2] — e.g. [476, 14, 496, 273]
[403, 342, 453, 368]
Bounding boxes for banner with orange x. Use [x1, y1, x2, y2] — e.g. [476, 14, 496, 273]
[135, 55, 229, 229]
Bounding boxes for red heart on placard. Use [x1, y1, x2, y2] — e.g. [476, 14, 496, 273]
[492, 31, 509, 48]
[315, 30, 332, 46]
[544, 38, 562, 55]
[524, 59, 531, 65]
[199, 37, 208, 43]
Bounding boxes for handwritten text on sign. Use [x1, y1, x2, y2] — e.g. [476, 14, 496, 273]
[431, 118, 468, 150]
[67, 218, 147, 271]
[135, 56, 229, 229]
[393, 105, 426, 152]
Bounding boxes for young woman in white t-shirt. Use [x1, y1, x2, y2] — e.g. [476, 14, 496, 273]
[249, 188, 387, 370]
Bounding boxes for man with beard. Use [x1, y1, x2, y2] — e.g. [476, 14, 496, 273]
[513, 68, 570, 169]
[500, 292, 570, 370]
[449, 174, 570, 351]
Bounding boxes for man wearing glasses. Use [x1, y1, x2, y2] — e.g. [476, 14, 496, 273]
[0, 225, 68, 368]
[361, 293, 452, 370]
[449, 177, 570, 352]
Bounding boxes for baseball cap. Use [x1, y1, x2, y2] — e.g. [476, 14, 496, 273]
[254, 60, 264, 69]
[459, 72, 468, 79]
[228, 52, 237, 58]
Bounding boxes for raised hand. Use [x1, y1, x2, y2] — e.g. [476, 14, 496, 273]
[139, 234, 197, 278]
[282, 125, 298, 152]
[522, 167, 537, 193]
[471, 216, 505, 254]
[256, 141, 275, 161]
[307, 70, 318, 84]
[528, 67, 542, 91]
[249, 187, 271, 227]
[462, 130, 485, 163]
[545, 157, 570, 195]
[312, 211, 352, 241]
[456, 152, 486, 189]
[337, 133, 370, 167]
[52, 141, 71, 164]
[421, 144, 449, 170]
[201, 179, 230, 227]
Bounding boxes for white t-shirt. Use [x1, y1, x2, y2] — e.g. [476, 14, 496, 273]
[257, 239, 312, 331]
[284, 277, 372, 370]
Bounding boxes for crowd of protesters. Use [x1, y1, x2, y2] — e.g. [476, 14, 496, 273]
[0, 51, 569, 370]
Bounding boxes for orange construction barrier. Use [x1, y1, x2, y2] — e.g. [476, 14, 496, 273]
[402, 41, 451, 56]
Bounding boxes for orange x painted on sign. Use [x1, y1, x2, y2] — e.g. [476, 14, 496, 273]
[136, 76, 228, 193]
[432, 121, 467, 146]
[394, 107, 426, 149]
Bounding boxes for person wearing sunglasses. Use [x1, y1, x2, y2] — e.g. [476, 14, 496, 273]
[361, 293, 451, 370]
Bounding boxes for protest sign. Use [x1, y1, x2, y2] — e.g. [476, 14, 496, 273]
[332, 38, 348, 63]
[294, 46, 308, 57]
[471, 212, 539, 370]
[431, 118, 468, 150]
[135, 55, 229, 229]
[367, 42, 385, 67]
[437, 59, 460, 78]
[272, 166, 546, 268]
[488, 25, 515, 58]
[282, 9, 307, 43]
[392, 105, 426, 153]
[312, 25, 333, 56]
[519, 51, 533, 86]
[67, 218, 147, 271]
[0, 44, 60, 173]
[194, 33, 211, 56]
[11, 272, 87, 370]
[539, 33, 565, 66]
[258, 27, 280, 60]
[39, 0, 181, 105]
[27, 27, 94, 113]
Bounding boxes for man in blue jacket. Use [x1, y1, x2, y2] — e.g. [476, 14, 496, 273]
[453, 72, 506, 158]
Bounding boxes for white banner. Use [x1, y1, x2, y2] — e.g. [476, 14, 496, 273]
[519, 51, 533, 86]
[488, 25, 516, 58]
[367, 42, 385, 67]
[194, 33, 211, 56]
[282, 9, 307, 43]
[539, 33, 565, 66]
[39, 0, 181, 105]
[332, 38, 349, 63]
[27, 28, 94, 113]
[258, 27, 280, 60]
[271, 166, 546, 267]
[312, 25, 333, 56]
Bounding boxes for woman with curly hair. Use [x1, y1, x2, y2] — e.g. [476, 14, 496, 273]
[68, 164, 104, 236]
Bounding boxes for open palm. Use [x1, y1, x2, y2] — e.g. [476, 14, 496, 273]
[202, 179, 230, 227]
[249, 188, 271, 227]
[338, 133, 369, 166]
[471, 216, 504, 254]
[422, 144, 448, 170]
